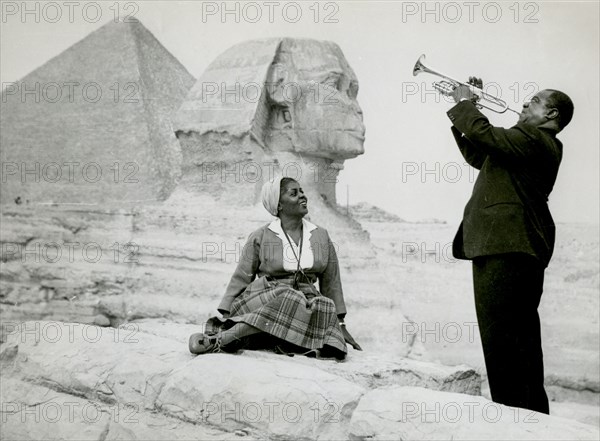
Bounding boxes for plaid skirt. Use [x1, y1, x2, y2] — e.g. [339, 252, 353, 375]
[211, 276, 347, 358]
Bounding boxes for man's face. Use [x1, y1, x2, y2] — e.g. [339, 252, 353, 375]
[518, 90, 555, 126]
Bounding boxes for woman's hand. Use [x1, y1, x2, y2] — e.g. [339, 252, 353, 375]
[339, 320, 362, 351]
[217, 308, 231, 319]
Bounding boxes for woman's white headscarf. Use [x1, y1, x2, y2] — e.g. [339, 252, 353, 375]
[261, 176, 284, 217]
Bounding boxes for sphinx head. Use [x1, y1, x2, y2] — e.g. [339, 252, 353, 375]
[175, 38, 365, 161]
[173, 38, 365, 206]
[264, 39, 365, 159]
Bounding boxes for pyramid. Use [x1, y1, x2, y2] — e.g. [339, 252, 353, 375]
[0, 19, 195, 205]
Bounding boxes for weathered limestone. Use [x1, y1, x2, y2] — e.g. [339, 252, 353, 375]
[0, 19, 195, 205]
[1, 378, 247, 441]
[131, 318, 480, 395]
[0, 322, 362, 439]
[156, 355, 363, 440]
[0, 322, 469, 440]
[1, 322, 595, 441]
[348, 386, 600, 440]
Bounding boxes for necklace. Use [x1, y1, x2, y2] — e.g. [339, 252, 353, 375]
[282, 224, 303, 266]
[282, 224, 304, 290]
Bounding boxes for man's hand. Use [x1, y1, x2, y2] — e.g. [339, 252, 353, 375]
[450, 76, 483, 103]
[468, 76, 483, 89]
[451, 85, 477, 103]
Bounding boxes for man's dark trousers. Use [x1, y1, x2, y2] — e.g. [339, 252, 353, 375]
[472, 253, 549, 414]
[445, 100, 562, 414]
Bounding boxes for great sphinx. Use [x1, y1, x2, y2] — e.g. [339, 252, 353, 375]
[164, 37, 413, 355]
[172, 38, 365, 213]
[0, 27, 414, 356]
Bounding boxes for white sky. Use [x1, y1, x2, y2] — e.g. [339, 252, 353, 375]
[1, 1, 598, 223]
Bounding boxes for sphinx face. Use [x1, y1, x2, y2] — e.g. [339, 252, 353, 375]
[266, 39, 365, 160]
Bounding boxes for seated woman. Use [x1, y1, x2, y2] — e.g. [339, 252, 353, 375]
[188, 177, 360, 360]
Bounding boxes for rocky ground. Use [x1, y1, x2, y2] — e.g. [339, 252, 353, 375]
[2, 321, 598, 440]
[1, 201, 598, 439]
[350, 204, 599, 427]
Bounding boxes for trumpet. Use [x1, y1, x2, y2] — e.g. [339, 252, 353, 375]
[413, 54, 520, 115]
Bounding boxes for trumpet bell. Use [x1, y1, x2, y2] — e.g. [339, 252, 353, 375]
[413, 54, 427, 76]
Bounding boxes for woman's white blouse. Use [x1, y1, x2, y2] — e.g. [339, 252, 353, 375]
[267, 218, 317, 271]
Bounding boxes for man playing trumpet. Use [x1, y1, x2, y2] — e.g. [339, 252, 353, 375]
[445, 78, 574, 414]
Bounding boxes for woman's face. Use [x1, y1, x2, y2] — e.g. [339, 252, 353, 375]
[278, 180, 308, 218]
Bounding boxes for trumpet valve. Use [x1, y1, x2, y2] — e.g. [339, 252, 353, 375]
[433, 80, 456, 96]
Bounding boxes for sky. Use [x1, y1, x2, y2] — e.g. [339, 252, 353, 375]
[1, 1, 598, 223]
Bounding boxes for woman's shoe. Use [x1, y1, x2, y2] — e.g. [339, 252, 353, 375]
[299, 348, 320, 358]
[188, 332, 222, 354]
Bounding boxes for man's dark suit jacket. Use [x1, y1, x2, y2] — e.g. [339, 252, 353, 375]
[447, 101, 563, 268]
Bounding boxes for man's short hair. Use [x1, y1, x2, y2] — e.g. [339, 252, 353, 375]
[545, 89, 574, 131]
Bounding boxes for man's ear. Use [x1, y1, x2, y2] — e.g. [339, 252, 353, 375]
[546, 107, 559, 121]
